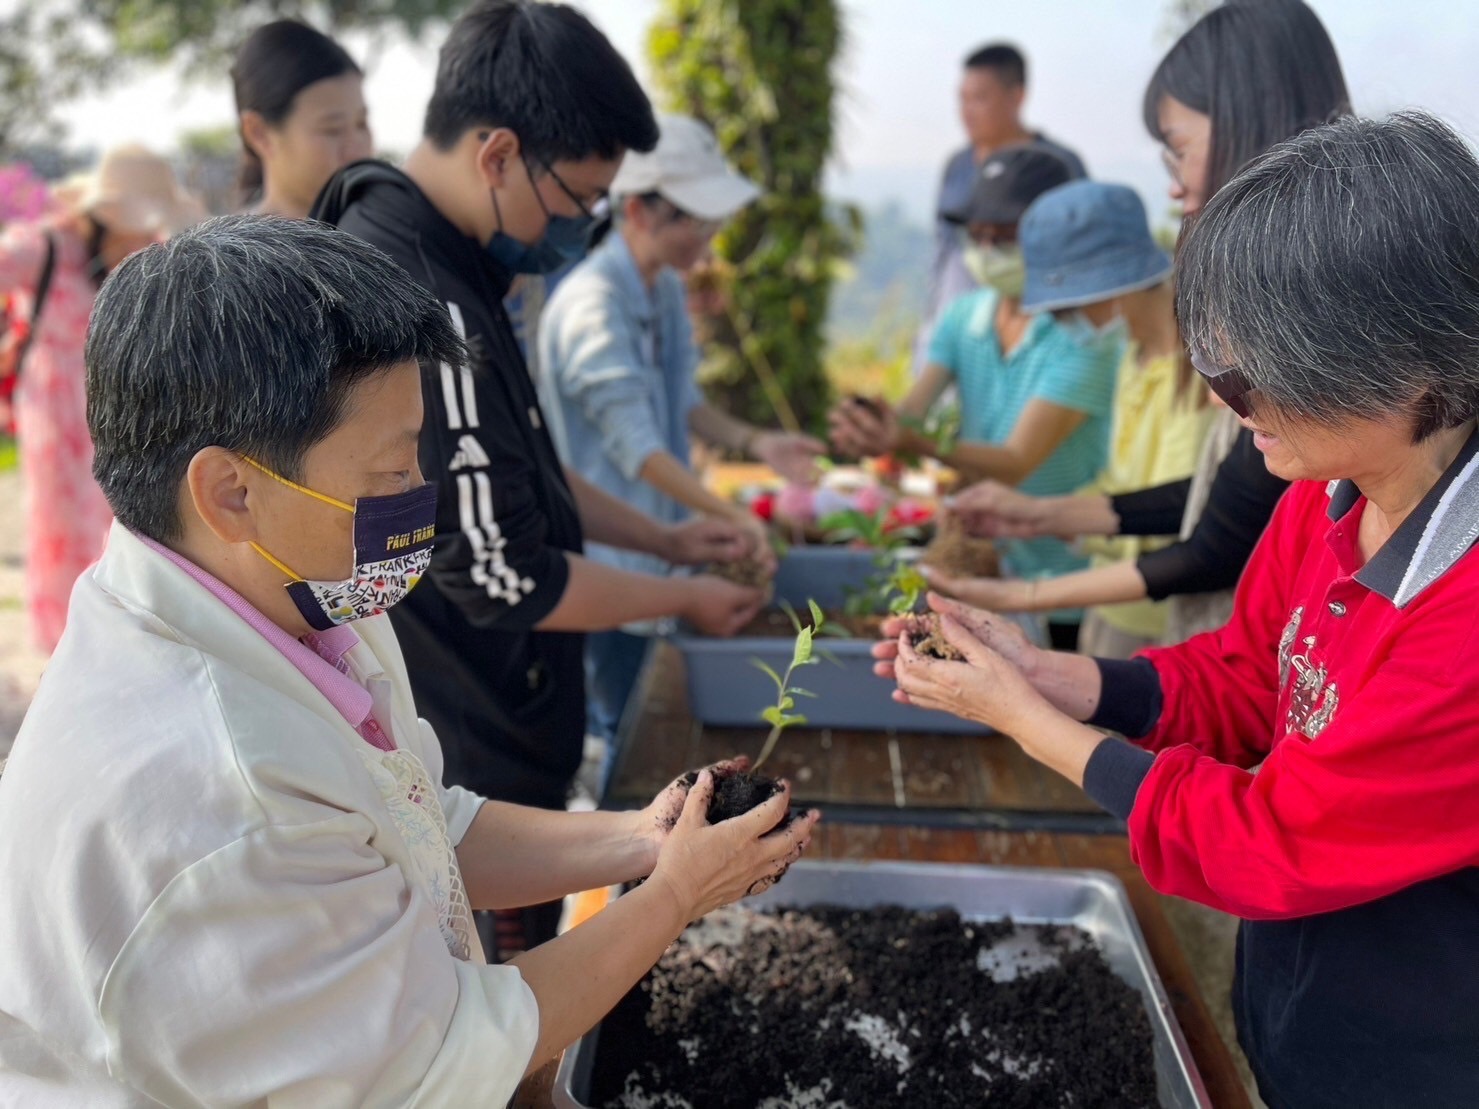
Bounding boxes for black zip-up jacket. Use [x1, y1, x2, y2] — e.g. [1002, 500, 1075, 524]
[313, 162, 585, 809]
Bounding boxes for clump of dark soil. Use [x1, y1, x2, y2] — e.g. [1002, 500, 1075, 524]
[707, 556, 775, 593]
[667, 763, 797, 835]
[921, 514, 1000, 579]
[903, 612, 966, 661]
[590, 903, 1158, 1109]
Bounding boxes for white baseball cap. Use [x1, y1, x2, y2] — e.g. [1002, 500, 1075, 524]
[611, 114, 760, 221]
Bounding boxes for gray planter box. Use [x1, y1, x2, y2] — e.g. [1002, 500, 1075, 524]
[671, 546, 1036, 734]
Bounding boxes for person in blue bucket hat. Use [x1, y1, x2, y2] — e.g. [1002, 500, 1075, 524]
[830, 146, 1121, 650]
[925, 182, 1213, 659]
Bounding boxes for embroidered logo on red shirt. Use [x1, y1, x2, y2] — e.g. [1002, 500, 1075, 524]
[1278, 605, 1340, 738]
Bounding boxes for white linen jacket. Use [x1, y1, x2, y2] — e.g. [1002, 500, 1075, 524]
[0, 523, 537, 1106]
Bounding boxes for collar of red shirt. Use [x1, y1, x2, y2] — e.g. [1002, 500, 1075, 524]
[1326, 425, 1479, 608]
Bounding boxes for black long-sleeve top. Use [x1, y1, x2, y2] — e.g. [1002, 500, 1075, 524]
[1107, 427, 1290, 599]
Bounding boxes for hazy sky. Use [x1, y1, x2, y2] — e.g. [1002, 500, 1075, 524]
[55, 0, 1479, 227]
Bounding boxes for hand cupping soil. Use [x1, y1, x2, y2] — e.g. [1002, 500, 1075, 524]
[902, 613, 966, 661]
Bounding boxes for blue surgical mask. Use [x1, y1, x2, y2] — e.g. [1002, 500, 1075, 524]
[1059, 311, 1127, 348]
[486, 155, 595, 275]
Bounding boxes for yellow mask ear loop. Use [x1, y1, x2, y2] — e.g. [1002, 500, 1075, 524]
[241, 455, 356, 583]
[241, 455, 356, 513]
[250, 541, 307, 583]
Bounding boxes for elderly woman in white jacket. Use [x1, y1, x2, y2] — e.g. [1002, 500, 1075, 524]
[0, 214, 818, 1107]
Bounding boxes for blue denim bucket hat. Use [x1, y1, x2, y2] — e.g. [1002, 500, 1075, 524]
[1019, 180, 1172, 312]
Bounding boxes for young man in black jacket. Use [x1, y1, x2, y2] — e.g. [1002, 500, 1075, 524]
[312, 0, 766, 955]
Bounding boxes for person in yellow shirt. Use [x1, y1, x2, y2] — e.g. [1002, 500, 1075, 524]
[925, 181, 1209, 657]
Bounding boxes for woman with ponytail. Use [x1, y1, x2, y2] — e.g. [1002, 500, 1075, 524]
[232, 21, 374, 219]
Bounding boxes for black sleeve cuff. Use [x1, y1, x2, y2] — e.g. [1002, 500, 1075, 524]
[1110, 478, 1191, 537]
[1087, 657, 1163, 738]
[1082, 738, 1155, 820]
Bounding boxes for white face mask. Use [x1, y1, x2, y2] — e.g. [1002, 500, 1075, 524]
[962, 242, 1026, 299]
[1059, 310, 1128, 347]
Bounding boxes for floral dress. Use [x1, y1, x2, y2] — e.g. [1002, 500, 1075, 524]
[0, 220, 112, 653]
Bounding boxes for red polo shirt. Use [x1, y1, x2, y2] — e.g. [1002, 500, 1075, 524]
[1082, 429, 1479, 1106]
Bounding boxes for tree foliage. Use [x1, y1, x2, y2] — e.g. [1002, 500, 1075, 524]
[0, 0, 457, 157]
[649, 0, 859, 434]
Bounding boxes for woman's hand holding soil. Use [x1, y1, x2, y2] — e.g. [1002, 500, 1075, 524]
[872, 593, 1041, 691]
[890, 613, 1052, 737]
[946, 480, 1050, 538]
[648, 770, 821, 920]
[664, 515, 750, 566]
[637, 757, 751, 866]
[681, 575, 767, 636]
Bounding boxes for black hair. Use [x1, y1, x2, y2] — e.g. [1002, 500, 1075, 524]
[963, 43, 1026, 88]
[232, 20, 361, 203]
[87, 215, 464, 542]
[1178, 112, 1479, 443]
[422, 0, 658, 163]
[1143, 0, 1351, 203]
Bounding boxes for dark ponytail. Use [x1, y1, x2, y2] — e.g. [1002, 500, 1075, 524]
[231, 20, 361, 205]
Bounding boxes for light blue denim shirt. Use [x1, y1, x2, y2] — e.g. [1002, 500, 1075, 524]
[538, 232, 704, 579]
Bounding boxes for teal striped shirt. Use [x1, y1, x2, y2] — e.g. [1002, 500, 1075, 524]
[928, 289, 1120, 622]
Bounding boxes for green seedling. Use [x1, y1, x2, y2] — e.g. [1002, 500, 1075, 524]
[885, 562, 929, 616]
[895, 403, 962, 467]
[751, 599, 826, 770]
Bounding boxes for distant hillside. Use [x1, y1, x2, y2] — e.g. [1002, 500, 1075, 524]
[827, 200, 932, 349]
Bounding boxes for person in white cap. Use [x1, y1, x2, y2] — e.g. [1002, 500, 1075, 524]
[0, 144, 204, 652]
[539, 112, 827, 757]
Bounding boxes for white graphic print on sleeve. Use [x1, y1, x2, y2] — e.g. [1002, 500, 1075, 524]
[440, 300, 537, 605]
[457, 471, 537, 605]
[438, 302, 480, 431]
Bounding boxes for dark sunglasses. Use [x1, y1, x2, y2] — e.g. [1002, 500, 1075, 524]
[1189, 349, 1256, 418]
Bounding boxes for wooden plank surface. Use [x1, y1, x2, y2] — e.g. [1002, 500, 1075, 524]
[608, 643, 1101, 818]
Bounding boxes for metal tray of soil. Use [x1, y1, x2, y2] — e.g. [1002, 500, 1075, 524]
[553, 860, 1211, 1109]
[672, 548, 1036, 734]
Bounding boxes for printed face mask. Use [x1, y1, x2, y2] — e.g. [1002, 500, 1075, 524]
[244, 458, 438, 631]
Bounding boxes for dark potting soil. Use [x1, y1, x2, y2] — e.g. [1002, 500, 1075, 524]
[669, 765, 799, 834]
[589, 903, 1157, 1109]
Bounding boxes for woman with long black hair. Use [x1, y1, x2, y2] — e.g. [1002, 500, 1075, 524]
[931, 0, 1352, 646]
[232, 21, 374, 219]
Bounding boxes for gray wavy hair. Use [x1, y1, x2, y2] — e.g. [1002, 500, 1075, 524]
[1177, 111, 1479, 442]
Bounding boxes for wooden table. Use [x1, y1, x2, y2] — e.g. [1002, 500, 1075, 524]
[605, 643, 1119, 833]
[515, 644, 1252, 1109]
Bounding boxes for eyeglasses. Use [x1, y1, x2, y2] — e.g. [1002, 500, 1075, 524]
[534, 157, 610, 221]
[1160, 146, 1184, 188]
[1189, 348, 1255, 418]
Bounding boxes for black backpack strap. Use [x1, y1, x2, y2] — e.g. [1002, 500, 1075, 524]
[12, 230, 57, 380]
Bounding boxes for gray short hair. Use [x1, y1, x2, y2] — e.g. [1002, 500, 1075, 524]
[1177, 111, 1479, 441]
[87, 214, 464, 541]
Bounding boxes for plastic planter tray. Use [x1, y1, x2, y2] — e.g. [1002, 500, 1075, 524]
[552, 860, 1211, 1109]
[670, 546, 1032, 734]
